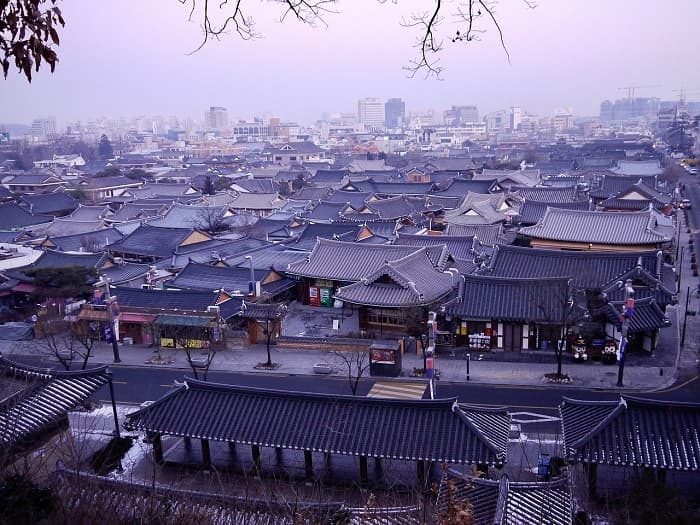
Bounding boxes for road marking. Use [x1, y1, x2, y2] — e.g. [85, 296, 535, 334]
[654, 374, 698, 393]
[367, 381, 426, 400]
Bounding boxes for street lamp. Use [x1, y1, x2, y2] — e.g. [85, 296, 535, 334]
[616, 279, 634, 387]
[101, 275, 121, 363]
[244, 255, 255, 297]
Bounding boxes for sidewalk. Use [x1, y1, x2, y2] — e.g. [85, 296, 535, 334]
[0, 335, 676, 392]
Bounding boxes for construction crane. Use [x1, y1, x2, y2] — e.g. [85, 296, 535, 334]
[617, 85, 661, 100]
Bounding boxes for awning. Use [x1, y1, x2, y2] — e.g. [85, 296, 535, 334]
[154, 314, 214, 327]
[120, 313, 156, 323]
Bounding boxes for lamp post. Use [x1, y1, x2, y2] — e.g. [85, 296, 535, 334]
[101, 276, 121, 363]
[616, 279, 634, 387]
[244, 255, 255, 297]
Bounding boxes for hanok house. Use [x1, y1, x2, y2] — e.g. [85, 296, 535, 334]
[284, 238, 449, 310]
[78, 286, 242, 348]
[560, 396, 700, 501]
[443, 275, 576, 352]
[518, 208, 674, 252]
[334, 248, 458, 337]
[0, 356, 112, 470]
[124, 381, 511, 488]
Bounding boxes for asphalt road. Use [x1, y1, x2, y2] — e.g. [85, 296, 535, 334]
[95, 362, 700, 413]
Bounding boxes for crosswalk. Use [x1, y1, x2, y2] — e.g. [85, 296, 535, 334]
[367, 381, 427, 400]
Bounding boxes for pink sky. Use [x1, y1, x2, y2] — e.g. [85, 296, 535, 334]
[1, 0, 698, 125]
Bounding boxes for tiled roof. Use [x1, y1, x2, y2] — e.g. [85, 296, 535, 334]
[325, 190, 373, 210]
[593, 297, 670, 332]
[34, 217, 109, 237]
[335, 248, 456, 307]
[107, 224, 214, 259]
[0, 202, 52, 230]
[343, 179, 435, 196]
[283, 222, 361, 251]
[445, 275, 572, 322]
[443, 224, 504, 246]
[107, 202, 166, 222]
[310, 169, 349, 184]
[394, 232, 475, 260]
[0, 357, 110, 448]
[560, 396, 700, 470]
[432, 178, 496, 197]
[21, 249, 106, 272]
[230, 178, 276, 193]
[589, 175, 657, 199]
[519, 208, 671, 245]
[437, 471, 572, 525]
[111, 285, 229, 312]
[302, 201, 348, 222]
[169, 261, 266, 293]
[483, 244, 662, 290]
[365, 195, 436, 220]
[508, 185, 584, 203]
[229, 192, 286, 210]
[45, 228, 124, 252]
[77, 175, 143, 190]
[101, 261, 151, 285]
[147, 203, 230, 229]
[125, 381, 510, 465]
[285, 238, 449, 282]
[613, 160, 662, 176]
[67, 204, 112, 221]
[518, 200, 590, 225]
[20, 192, 78, 215]
[224, 244, 309, 272]
[443, 193, 512, 225]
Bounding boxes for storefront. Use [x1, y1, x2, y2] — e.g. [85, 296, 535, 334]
[155, 314, 218, 349]
[119, 313, 156, 345]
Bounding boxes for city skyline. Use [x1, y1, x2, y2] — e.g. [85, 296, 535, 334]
[1, 0, 699, 127]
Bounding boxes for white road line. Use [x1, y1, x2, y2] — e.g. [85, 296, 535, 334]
[367, 382, 426, 399]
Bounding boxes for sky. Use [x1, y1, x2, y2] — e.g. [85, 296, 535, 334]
[1, 0, 699, 127]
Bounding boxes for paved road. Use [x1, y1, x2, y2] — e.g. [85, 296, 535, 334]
[88, 362, 700, 414]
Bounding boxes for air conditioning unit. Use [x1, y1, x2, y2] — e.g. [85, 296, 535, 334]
[141, 284, 152, 290]
[207, 305, 220, 313]
[113, 257, 124, 265]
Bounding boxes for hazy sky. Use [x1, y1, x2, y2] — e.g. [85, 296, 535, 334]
[1, 0, 698, 126]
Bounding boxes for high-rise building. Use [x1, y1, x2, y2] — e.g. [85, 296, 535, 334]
[204, 106, 229, 131]
[29, 116, 56, 138]
[384, 98, 406, 129]
[443, 105, 479, 126]
[357, 98, 385, 130]
[510, 107, 522, 130]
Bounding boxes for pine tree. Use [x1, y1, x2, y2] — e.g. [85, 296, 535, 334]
[98, 134, 113, 159]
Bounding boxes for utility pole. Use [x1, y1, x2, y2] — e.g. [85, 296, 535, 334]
[426, 311, 437, 399]
[101, 276, 121, 363]
[616, 279, 634, 387]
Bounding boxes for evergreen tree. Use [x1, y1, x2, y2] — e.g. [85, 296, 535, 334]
[98, 134, 113, 159]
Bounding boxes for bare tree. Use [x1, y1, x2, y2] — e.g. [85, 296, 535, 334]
[35, 317, 96, 371]
[181, 1, 536, 78]
[192, 206, 229, 234]
[238, 301, 288, 369]
[333, 348, 370, 396]
[164, 323, 218, 380]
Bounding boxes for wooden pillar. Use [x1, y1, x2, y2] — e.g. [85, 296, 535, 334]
[152, 433, 163, 464]
[201, 439, 211, 465]
[657, 468, 667, 485]
[228, 441, 236, 452]
[304, 450, 313, 480]
[417, 460, 426, 487]
[359, 456, 368, 485]
[252, 445, 261, 474]
[586, 463, 598, 500]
